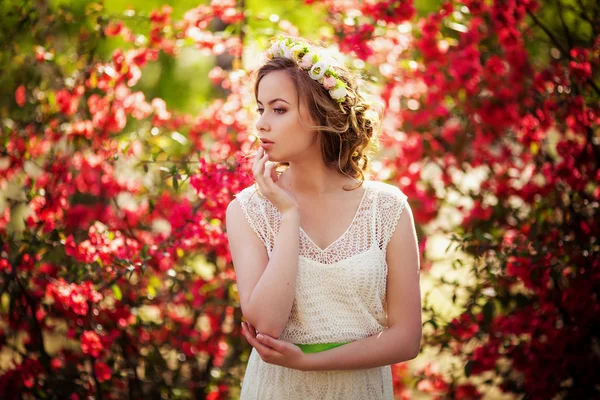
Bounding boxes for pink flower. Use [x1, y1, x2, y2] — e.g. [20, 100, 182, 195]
[323, 76, 337, 90]
[299, 53, 313, 69]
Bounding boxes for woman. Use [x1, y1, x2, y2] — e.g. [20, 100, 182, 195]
[226, 36, 422, 399]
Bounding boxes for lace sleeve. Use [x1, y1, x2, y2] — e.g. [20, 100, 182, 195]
[233, 185, 271, 251]
[376, 184, 409, 251]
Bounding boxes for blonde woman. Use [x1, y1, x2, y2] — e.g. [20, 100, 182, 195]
[226, 36, 422, 399]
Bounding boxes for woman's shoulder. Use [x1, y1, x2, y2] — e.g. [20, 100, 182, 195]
[232, 183, 263, 208]
[366, 180, 408, 200]
[234, 182, 258, 197]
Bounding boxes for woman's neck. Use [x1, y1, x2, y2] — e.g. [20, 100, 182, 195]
[278, 164, 361, 196]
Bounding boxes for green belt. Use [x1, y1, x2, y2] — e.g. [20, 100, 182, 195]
[295, 342, 348, 354]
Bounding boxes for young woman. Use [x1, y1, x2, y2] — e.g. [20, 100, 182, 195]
[226, 36, 422, 399]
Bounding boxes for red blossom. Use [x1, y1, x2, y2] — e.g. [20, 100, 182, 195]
[459, 0, 487, 15]
[149, 5, 172, 25]
[448, 314, 479, 341]
[94, 362, 112, 382]
[105, 21, 123, 36]
[470, 342, 499, 374]
[15, 85, 26, 107]
[339, 24, 375, 61]
[455, 383, 482, 399]
[448, 45, 482, 94]
[569, 48, 592, 81]
[56, 86, 84, 116]
[81, 330, 103, 357]
[361, 0, 415, 25]
[0, 258, 11, 273]
[416, 363, 449, 394]
[45, 279, 103, 316]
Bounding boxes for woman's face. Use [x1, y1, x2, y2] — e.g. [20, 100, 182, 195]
[255, 70, 319, 163]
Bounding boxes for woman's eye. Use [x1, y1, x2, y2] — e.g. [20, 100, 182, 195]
[256, 108, 285, 115]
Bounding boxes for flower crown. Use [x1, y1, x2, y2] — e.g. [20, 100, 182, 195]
[265, 36, 348, 104]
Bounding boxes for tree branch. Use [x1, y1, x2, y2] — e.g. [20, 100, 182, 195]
[15, 276, 50, 370]
[527, 9, 600, 97]
[555, 0, 573, 50]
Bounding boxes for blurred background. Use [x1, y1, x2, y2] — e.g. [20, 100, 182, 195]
[1, 0, 598, 398]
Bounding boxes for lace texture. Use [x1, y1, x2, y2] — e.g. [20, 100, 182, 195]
[233, 180, 408, 400]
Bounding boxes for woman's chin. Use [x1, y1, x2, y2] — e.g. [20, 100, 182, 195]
[265, 151, 279, 162]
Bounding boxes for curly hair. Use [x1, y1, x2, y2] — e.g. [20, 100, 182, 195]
[254, 48, 381, 191]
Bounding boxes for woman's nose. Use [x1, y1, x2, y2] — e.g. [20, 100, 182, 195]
[255, 115, 269, 132]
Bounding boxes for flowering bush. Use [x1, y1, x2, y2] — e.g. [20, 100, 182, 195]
[1, 0, 598, 399]
[313, 0, 599, 398]
[1, 1, 250, 398]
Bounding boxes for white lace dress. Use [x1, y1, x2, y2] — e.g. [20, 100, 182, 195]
[233, 180, 408, 400]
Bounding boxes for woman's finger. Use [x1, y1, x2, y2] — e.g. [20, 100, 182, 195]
[252, 147, 263, 170]
[252, 147, 266, 171]
[263, 162, 276, 185]
[245, 321, 257, 337]
[262, 161, 282, 195]
[242, 323, 256, 344]
[254, 153, 270, 194]
[256, 334, 286, 353]
[243, 324, 277, 354]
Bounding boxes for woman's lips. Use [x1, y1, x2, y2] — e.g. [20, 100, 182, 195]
[260, 138, 274, 149]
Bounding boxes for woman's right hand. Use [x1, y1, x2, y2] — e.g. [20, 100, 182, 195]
[253, 147, 299, 214]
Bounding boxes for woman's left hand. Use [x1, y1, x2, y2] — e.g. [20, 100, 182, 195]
[241, 321, 308, 371]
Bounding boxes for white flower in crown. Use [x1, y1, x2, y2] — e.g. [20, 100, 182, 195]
[309, 60, 329, 81]
[276, 41, 291, 58]
[364, 108, 379, 122]
[329, 85, 347, 102]
[282, 45, 293, 59]
[289, 44, 303, 58]
[269, 41, 280, 57]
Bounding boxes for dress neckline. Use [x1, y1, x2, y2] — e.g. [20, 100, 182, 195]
[299, 181, 370, 253]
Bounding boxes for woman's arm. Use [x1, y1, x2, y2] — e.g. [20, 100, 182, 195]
[242, 201, 422, 370]
[227, 200, 300, 339]
[299, 326, 419, 371]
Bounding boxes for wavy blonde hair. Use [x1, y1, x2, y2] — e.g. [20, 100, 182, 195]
[254, 51, 380, 191]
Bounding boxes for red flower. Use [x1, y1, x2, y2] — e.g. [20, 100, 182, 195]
[15, 85, 26, 107]
[45, 279, 103, 316]
[51, 357, 64, 370]
[448, 313, 479, 341]
[81, 330, 103, 357]
[56, 87, 83, 116]
[361, 0, 415, 25]
[105, 21, 123, 36]
[448, 45, 482, 94]
[455, 383, 482, 399]
[460, 0, 487, 15]
[0, 258, 10, 273]
[416, 363, 449, 394]
[339, 24, 375, 61]
[569, 48, 592, 81]
[470, 342, 499, 374]
[94, 362, 112, 382]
